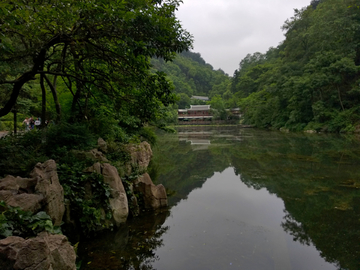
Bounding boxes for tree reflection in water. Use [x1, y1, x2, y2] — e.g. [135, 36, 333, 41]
[79, 128, 360, 270]
[79, 210, 169, 270]
[152, 127, 360, 270]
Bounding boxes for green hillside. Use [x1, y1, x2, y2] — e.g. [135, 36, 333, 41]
[231, 0, 360, 132]
[151, 51, 234, 109]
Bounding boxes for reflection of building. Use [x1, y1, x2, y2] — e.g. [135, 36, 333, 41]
[178, 105, 213, 122]
[178, 131, 212, 150]
[225, 108, 241, 119]
[229, 108, 241, 117]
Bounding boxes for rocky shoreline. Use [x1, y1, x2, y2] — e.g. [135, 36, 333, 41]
[0, 139, 167, 269]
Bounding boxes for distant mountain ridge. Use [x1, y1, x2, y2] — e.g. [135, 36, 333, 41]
[151, 51, 230, 98]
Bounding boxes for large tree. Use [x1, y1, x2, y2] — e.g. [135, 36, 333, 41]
[0, 0, 192, 124]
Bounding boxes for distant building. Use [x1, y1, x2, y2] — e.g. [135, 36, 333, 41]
[227, 108, 241, 118]
[178, 105, 213, 122]
[190, 96, 210, 101]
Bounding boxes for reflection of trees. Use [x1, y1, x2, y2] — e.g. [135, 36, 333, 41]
[79, 211, 169, 270]
[228, 130, 360, 270]
[281, 211, 311, 246]
[151, 128, 360, 270]
[150, 130, 232, 206]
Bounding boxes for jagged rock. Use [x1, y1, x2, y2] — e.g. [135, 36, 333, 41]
[0, 160, 65, 227]
[125, 141, 152, 174]
[70, 149, 109, 163]
[0, 232, 76, 270]
[30, 160, 65, 227]
[0, 175, 37, 193]
[89, 149, 109, 162]
[97, 138, 108, 153]
[85, 163, 129, 226]
[133, 173, 168, 209]
[0, 176, 20, 192]
[0, 191, 43, 212]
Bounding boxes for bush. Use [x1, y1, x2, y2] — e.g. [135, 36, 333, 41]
[0, 201, 61, 239]
[0, 131, 47, 177]
[45, 123, 96, 154]
[57, 163, 113, 235]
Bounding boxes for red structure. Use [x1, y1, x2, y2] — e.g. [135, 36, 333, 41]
[178, 105, 213, 122]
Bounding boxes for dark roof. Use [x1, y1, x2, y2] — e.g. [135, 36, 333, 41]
[188, 105, 211, 111]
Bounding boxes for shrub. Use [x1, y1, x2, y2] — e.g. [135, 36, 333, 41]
[57, 163, 113, 235]
[0, 201, 61, 239]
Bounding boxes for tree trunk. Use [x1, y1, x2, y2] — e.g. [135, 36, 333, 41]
[44, 74, 61, 122]
[40, 74, 47, 128]
[0, 73, 33, 117]
[0, 47, 48, 117]
[13, 110, 17, 134]
[336, 85, 345, 111]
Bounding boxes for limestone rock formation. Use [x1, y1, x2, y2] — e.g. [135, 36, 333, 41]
[97, 137, 108, 153]
[0, 232, 76, 270]
[85, 163, 129, 226]
[30, 160, 65, 226]
[0, 160, 64, 226]
[70, 149, 109, 163]
[125, 141, 152, 174]
[133, 173, 168, 209]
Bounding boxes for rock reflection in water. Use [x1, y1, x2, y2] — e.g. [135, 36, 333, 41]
[79, 210, 169, 269]
[79, 127, 360, 270]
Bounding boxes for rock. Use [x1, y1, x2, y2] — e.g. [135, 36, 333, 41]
[125, 141, 153, 174]
[0, 175, 37, 193]
[304, 130, 317, 134]
[97, 138, 108, 153]
[0, 232, 76, 270]
[0, 191, 43, 212]
[133, 173, 168, 210]
[0, 176, 20, 192]
[0, 160, 65, 226]
[70, 149, 109, 163]
[30, 160, 65, 227]
[85, 163, 129, 226]
[280, 128, 290, 133]
[89, 149, 109, 162]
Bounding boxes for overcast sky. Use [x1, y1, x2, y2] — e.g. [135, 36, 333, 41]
[176, 0, 311, 75]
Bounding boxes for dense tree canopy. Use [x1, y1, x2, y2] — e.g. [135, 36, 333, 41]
[151, 51, 232, 109]
[232, 0, 360, 132]
[0, 0, 192, 129]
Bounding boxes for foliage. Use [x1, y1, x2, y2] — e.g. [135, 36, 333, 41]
[151, 51, 232, 105]
[0, 131, 48, 177]
[0, 0, 192, 136]
[58, 163, 113, 235]
[0, 122, 98, 177]
[0, 201, 61, 239]
[232, 0, 360, 132]
[207, 95, 228, 120]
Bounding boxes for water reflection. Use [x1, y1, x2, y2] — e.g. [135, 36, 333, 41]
[78, 211, 169, 269]
[80, 127, 360, 270]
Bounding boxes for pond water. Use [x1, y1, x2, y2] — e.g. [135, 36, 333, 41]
[79, 127, 360, 270]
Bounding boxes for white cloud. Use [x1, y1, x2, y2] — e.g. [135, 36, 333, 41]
[176, 0, 311, 75]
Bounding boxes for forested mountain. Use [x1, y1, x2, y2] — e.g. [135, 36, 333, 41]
[231, 0, 360, 132]
[151, 51, 233, 109]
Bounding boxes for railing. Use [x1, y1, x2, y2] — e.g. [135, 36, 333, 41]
[177, 120, 238, 125]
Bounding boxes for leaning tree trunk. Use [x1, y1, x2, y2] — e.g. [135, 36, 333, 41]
[13, 109, 17, 134]
[40, 74, 47, 128]
[44, 74, 61, 122]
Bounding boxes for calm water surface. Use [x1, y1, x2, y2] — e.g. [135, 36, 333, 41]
[79, 127, 360, 270]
